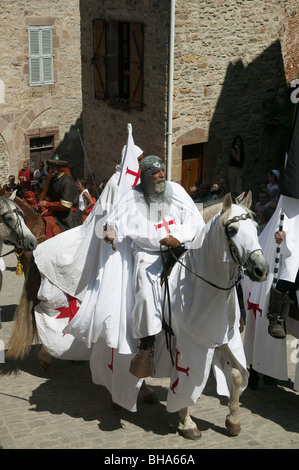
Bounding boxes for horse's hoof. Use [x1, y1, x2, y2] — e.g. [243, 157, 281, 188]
[225, 418, 241, 436]
[182, 427, 202, 440]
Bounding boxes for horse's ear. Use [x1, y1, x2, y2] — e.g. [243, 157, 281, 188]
[240, 190, 252, 209]
[235, 192, 246, 204]
[9, 190, 17, 200]
[222, 193, 233, 211]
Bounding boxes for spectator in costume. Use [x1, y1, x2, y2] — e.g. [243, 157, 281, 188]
[18, 160, 34, 192]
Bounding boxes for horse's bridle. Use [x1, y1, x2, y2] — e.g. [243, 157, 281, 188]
[223, 212, 253, 266]
[1, 198, 26, 249]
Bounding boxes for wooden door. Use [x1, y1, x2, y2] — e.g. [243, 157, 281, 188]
[181, 143, 204, 193]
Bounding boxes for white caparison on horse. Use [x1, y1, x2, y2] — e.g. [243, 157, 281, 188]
[88, 192, 269, 440]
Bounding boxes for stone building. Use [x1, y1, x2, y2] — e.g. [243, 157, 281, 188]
[0, 1, 83, 187]
[1, 1, 298, 203]
[80, 0, 299, 201]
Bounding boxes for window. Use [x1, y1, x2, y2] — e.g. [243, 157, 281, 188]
[93, 19, 144, 110]
[28, 26, 54, 86]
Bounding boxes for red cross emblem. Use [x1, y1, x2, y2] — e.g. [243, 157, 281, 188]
[154, 217, 176, 234]
[125, 166, 140, 187]
[170, 349, 190, 394]
[55, 294, 80, 335]
[247, 292, 263, 318]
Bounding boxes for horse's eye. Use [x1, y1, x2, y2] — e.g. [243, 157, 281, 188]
[227, 225, 238, 237]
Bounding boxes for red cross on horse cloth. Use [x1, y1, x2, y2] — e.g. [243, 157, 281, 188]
[55, 294, 80, 334]
[125, 166, 140, 187]
[154, 217, 176, 234]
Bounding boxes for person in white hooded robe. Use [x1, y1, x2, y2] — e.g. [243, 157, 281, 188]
[104, 155, 205, 378]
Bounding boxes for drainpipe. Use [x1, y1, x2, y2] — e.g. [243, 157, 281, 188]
[166, 0, 175, 181]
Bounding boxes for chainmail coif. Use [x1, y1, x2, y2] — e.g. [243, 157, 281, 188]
[135, 155, 173, 221]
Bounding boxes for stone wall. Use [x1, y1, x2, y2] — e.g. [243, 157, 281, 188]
[0, 1, 83, 185]
[80, 0, 170, 183]
[80, 0, 298, 202]
[172, 0, 299, 199]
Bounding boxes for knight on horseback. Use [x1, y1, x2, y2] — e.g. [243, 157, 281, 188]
[104, 155, 205, 378]
[35, 154, 83, 238]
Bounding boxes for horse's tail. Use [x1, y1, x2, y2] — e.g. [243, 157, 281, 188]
[5, 256, 41, 361]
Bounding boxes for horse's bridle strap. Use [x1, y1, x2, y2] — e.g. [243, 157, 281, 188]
[223, 212, 252, 228]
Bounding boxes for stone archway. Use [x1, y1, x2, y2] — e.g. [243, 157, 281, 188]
[0, 97, 52, 179]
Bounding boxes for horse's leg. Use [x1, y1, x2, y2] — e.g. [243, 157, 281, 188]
[178, 407, 201, 440]
[140, 380, 158, 403]
[219, 344, 243, 436]
[37, 346, 52, 371]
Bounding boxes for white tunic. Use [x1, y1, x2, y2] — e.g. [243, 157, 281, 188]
[106, 181, 205, 339]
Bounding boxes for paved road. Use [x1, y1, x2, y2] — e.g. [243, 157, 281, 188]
[0, 245, 299, 451]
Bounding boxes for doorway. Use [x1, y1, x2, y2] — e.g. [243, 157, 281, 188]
[181, 143, 205, 193]
[29, 135, 54, 171]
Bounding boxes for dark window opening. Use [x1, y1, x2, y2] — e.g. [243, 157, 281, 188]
[93, 19, 143, 111]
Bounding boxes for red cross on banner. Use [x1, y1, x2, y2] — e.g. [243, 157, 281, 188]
[55, 294, 80, 334]
[153, 217, 176, 234]
[125, 166, 140, 187]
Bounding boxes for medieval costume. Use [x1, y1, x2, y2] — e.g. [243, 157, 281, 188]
[39, 155, 82, 238]
[67, 156, 205, 379]
[243, 101, 299, 389]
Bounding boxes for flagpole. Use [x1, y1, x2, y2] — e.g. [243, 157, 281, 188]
[272, 211, 284, 289]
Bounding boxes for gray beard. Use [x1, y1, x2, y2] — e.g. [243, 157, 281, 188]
[133, 182, 173, 222]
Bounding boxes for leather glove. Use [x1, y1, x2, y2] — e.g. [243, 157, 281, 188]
[159, 235, 180, 247]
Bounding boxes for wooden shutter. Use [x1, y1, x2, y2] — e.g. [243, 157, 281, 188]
[130, 22, 144, 110]
[93, 19, 107, 100]
[28, 28, 41, 85]
[28, 26, 54, 86]
[41, 28, 54, 83]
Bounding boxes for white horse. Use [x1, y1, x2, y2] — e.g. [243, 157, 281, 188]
[87, 192, 269, 440]
[159, 192, 269, 439]
[0, 196, 37, 289]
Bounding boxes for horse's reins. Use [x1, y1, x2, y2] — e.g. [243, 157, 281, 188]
[160, 210, 254, 358]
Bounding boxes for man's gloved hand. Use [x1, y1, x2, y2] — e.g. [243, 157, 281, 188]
[104, 224, 116, 242]
[159, 235, 180, 247]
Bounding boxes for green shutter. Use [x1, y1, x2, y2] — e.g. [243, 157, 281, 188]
[28, 26, 54, 86]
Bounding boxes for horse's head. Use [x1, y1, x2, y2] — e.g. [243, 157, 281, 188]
[220, 192, 269, 282]
[0, 196, 38, 251]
